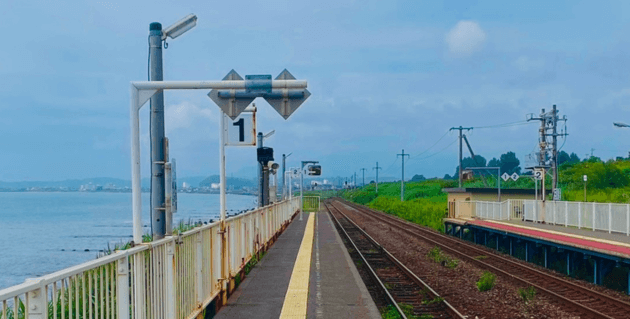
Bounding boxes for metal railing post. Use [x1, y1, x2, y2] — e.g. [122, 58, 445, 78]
[166, 240, 176, 319]
[117, 256, 130, 319]
[578, 202, 582, 229]
[564, 202, 569, 227]
[609, 204, 612, 234]
[593, 202, 596, 231]
[25, 279, 46, 319]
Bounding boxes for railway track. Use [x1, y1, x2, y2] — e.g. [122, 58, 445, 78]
[324, 201, 464, 319]
[332, 198, 630, 319]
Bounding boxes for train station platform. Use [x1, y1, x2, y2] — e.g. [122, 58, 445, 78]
[445, 217, 630, 293]
[214, 211, 380, 319]
[468, 219, 630, 259]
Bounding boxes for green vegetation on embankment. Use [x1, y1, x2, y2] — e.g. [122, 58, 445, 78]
[341, 179, 456, 232]
[335, 157, 630, 233]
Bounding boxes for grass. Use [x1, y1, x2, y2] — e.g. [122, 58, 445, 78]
[427, 246, 459, 269]
[1, 264, 117, 319]
[422, 296, 444, 305]
[340, 180, 453, 233]
[477, 271, 496, 292]
[518, 286, 536, 303]
[380, 304, 431, 319]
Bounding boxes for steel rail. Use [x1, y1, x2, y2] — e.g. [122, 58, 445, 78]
[334, 198, 630, 319]
[326, 201, 464, 319]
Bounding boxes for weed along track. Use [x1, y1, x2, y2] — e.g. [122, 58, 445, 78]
[324, 201, 464, 319]
[333, 198, 630, 319]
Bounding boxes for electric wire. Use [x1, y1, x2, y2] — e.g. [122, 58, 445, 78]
[408, 130, 451, 161]
[473, 120, 535, 129]
[413, 138, 458, 161]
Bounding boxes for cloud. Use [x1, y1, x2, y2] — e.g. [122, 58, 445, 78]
[165, 101, 217, 133]
[445, 21, 486, 56]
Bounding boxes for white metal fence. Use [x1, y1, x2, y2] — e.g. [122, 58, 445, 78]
[458, 199, 630, 236]
[302, 196, 320, 212]
[0, 198, 300, 319]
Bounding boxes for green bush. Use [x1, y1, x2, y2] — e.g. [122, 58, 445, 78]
[477, 271, 496, 292]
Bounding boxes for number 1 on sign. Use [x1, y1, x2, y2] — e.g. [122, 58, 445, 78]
[233, 118, 245, 142]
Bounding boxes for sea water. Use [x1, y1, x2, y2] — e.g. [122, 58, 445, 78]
[0, 192, 257, 289]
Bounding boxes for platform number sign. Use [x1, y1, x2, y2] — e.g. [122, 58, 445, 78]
[223, 112, 256, 146]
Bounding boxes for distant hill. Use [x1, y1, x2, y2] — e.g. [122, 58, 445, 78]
[0, 176, 210, 189]
[199, 175, 256, 189]
[0, 177, 131, 189]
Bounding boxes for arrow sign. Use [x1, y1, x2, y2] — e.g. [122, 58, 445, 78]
[501, 172, 510, 182]
[511, 173, 519, 181]
[264, 69, 311, 119]
[208, 70, 254, 120]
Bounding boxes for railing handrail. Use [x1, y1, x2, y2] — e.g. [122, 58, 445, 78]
[0, 197, 299, 314]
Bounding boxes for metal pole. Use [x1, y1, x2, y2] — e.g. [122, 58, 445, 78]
[282, 154, 286, 200]
[498, 167, 501, 202]
[374, 162, 381, 194]
[257, 132, 263, 208]
[130, 86, 142, 244]
[459, 128, 463, 187]
[149, 22, 166, 240]
[552, 105, 558, 192]
[300, 162, 304, 221]
[361, 168, 366, 187]
[220, 112, 227, 222]
[263, 165, 270, 206]
[584, 180, 587, 202]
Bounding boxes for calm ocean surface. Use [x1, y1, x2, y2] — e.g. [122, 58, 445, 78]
[0, 192, 257, 289]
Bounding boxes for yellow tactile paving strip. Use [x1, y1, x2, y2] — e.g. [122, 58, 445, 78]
[279, 212, 315, 319]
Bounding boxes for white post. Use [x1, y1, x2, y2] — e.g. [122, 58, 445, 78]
[25, 279, 46, 319]
[564, 202, 569, 227]
[609, 203, 612, 234]
[196, 232, 204, 305]
[220, 112, 227, 223]
[130, 85, 143, 244]
[117, 257, 130, 319]
[627, 204, 629, 236]
[593, 202, 596, 232]
[553, 202, 557, 225]
[165, 241, 176, 319]
[578, 202, 582, 229]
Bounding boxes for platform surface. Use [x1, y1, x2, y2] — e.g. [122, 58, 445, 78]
[214, 211, 380, 319]
[468, 219, 630, 259]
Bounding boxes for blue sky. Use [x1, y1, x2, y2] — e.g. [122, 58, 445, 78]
[2, 0, 630, 182]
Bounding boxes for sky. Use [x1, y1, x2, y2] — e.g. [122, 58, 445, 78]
[2, 0, 630, 182]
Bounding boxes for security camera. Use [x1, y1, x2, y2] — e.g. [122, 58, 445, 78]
[162, 14, 197, 40]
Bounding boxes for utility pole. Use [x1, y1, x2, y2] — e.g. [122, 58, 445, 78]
[373, 162, 382, 194]
[360, 168, 367, 187]
[397, 149, 410, 201]
[527, 106, 567, 194]
[149, 22, 166, 240]
[450, 126, 473, 188]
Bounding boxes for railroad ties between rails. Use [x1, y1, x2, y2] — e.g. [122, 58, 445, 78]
[324, 200, 464, 319]
[331, 197, 630, 319]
